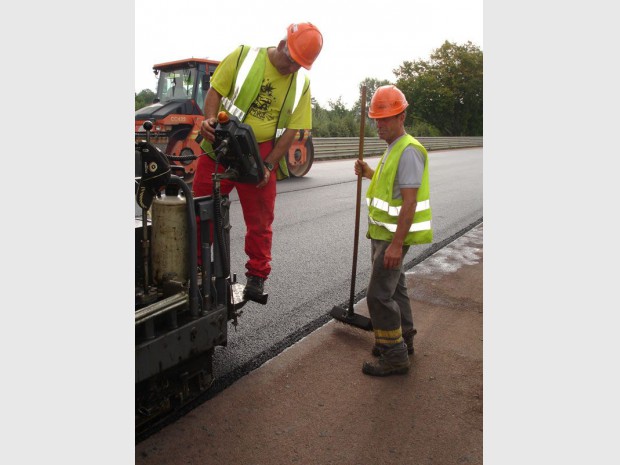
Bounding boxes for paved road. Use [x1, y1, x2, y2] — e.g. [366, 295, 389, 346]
[212, 148, 482, 389]
[136, 223, 483, 464]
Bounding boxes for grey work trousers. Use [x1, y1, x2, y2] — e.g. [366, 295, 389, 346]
[367, 239, 414, 362]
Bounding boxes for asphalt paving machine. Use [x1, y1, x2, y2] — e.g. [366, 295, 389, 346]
[134, 112, 266, 435]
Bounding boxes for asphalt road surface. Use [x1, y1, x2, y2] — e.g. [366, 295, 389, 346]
[212, 147, 482, 390]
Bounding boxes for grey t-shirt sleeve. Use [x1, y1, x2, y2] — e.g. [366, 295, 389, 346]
[392, 146, 425, 198]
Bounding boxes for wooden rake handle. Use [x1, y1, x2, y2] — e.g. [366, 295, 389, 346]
[348, 85, 367, 315]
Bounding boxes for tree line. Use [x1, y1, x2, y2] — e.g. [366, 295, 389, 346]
[135, 41, 482, 137]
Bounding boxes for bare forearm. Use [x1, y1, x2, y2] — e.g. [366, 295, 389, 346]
[204, 88, 223, 119]
[200, 89, 224, 143]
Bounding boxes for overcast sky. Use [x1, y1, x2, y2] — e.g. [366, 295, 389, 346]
[135, 0, 483, 109]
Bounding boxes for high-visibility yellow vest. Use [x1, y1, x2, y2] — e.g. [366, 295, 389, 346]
[366, 134, 433, 245]
[200, 46, 309, 179]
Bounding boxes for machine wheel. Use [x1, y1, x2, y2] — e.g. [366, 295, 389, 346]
[179, 148, 195, 184]
[166, 127, 196, 184]
[286, 135, 314, 178]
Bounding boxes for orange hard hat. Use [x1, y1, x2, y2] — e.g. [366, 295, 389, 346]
[286, 22, 323, 70]
[368, 85, 409, 119]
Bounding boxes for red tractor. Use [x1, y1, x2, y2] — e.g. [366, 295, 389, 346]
[135, 58, 314, 182]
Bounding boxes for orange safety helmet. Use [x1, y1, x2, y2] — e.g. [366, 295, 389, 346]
[286, 22, 323, 70]
[368, 85, 409, 119]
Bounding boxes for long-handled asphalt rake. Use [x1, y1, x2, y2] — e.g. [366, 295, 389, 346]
[330, 85, 373, 331]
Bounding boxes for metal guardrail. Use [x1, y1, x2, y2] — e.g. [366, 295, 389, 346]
[313, 137, 483, 160]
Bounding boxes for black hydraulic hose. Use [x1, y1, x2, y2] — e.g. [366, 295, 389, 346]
[212, 170, 230, 279]
[165, 149, 217, 164]
[168, 176, 200, 318]
[141, 208, 150, 293]
[166, 154, 197, 162]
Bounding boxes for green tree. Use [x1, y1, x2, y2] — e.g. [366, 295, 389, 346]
[407, 117, 441, 137]
[311, 98, 333, 137]
[327, 97, 349, 118]
[393, 41, 483, 136]
[135, 89, 156, 111]
[331, 97, 361, 137]
[311, 97, 357, 137]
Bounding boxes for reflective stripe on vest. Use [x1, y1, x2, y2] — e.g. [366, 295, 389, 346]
[221, 46, 261, 120]
[368, 217, 432, 233]
[367, 198, 431, 217]
[221, 98, 245, 120]
[275, 70, 307, 139]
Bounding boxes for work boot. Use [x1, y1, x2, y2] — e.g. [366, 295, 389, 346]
[362, 354, 410, 377]
[243, 275, 265, 300]
[371, 329, 416, 357]
[403, 328, 417, 355]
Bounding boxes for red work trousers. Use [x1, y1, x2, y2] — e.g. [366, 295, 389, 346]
[192, 140, 276, 280]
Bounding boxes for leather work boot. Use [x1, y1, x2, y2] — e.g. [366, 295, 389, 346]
[243, 275, 265, 300]
[362, 355, 410, 377]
